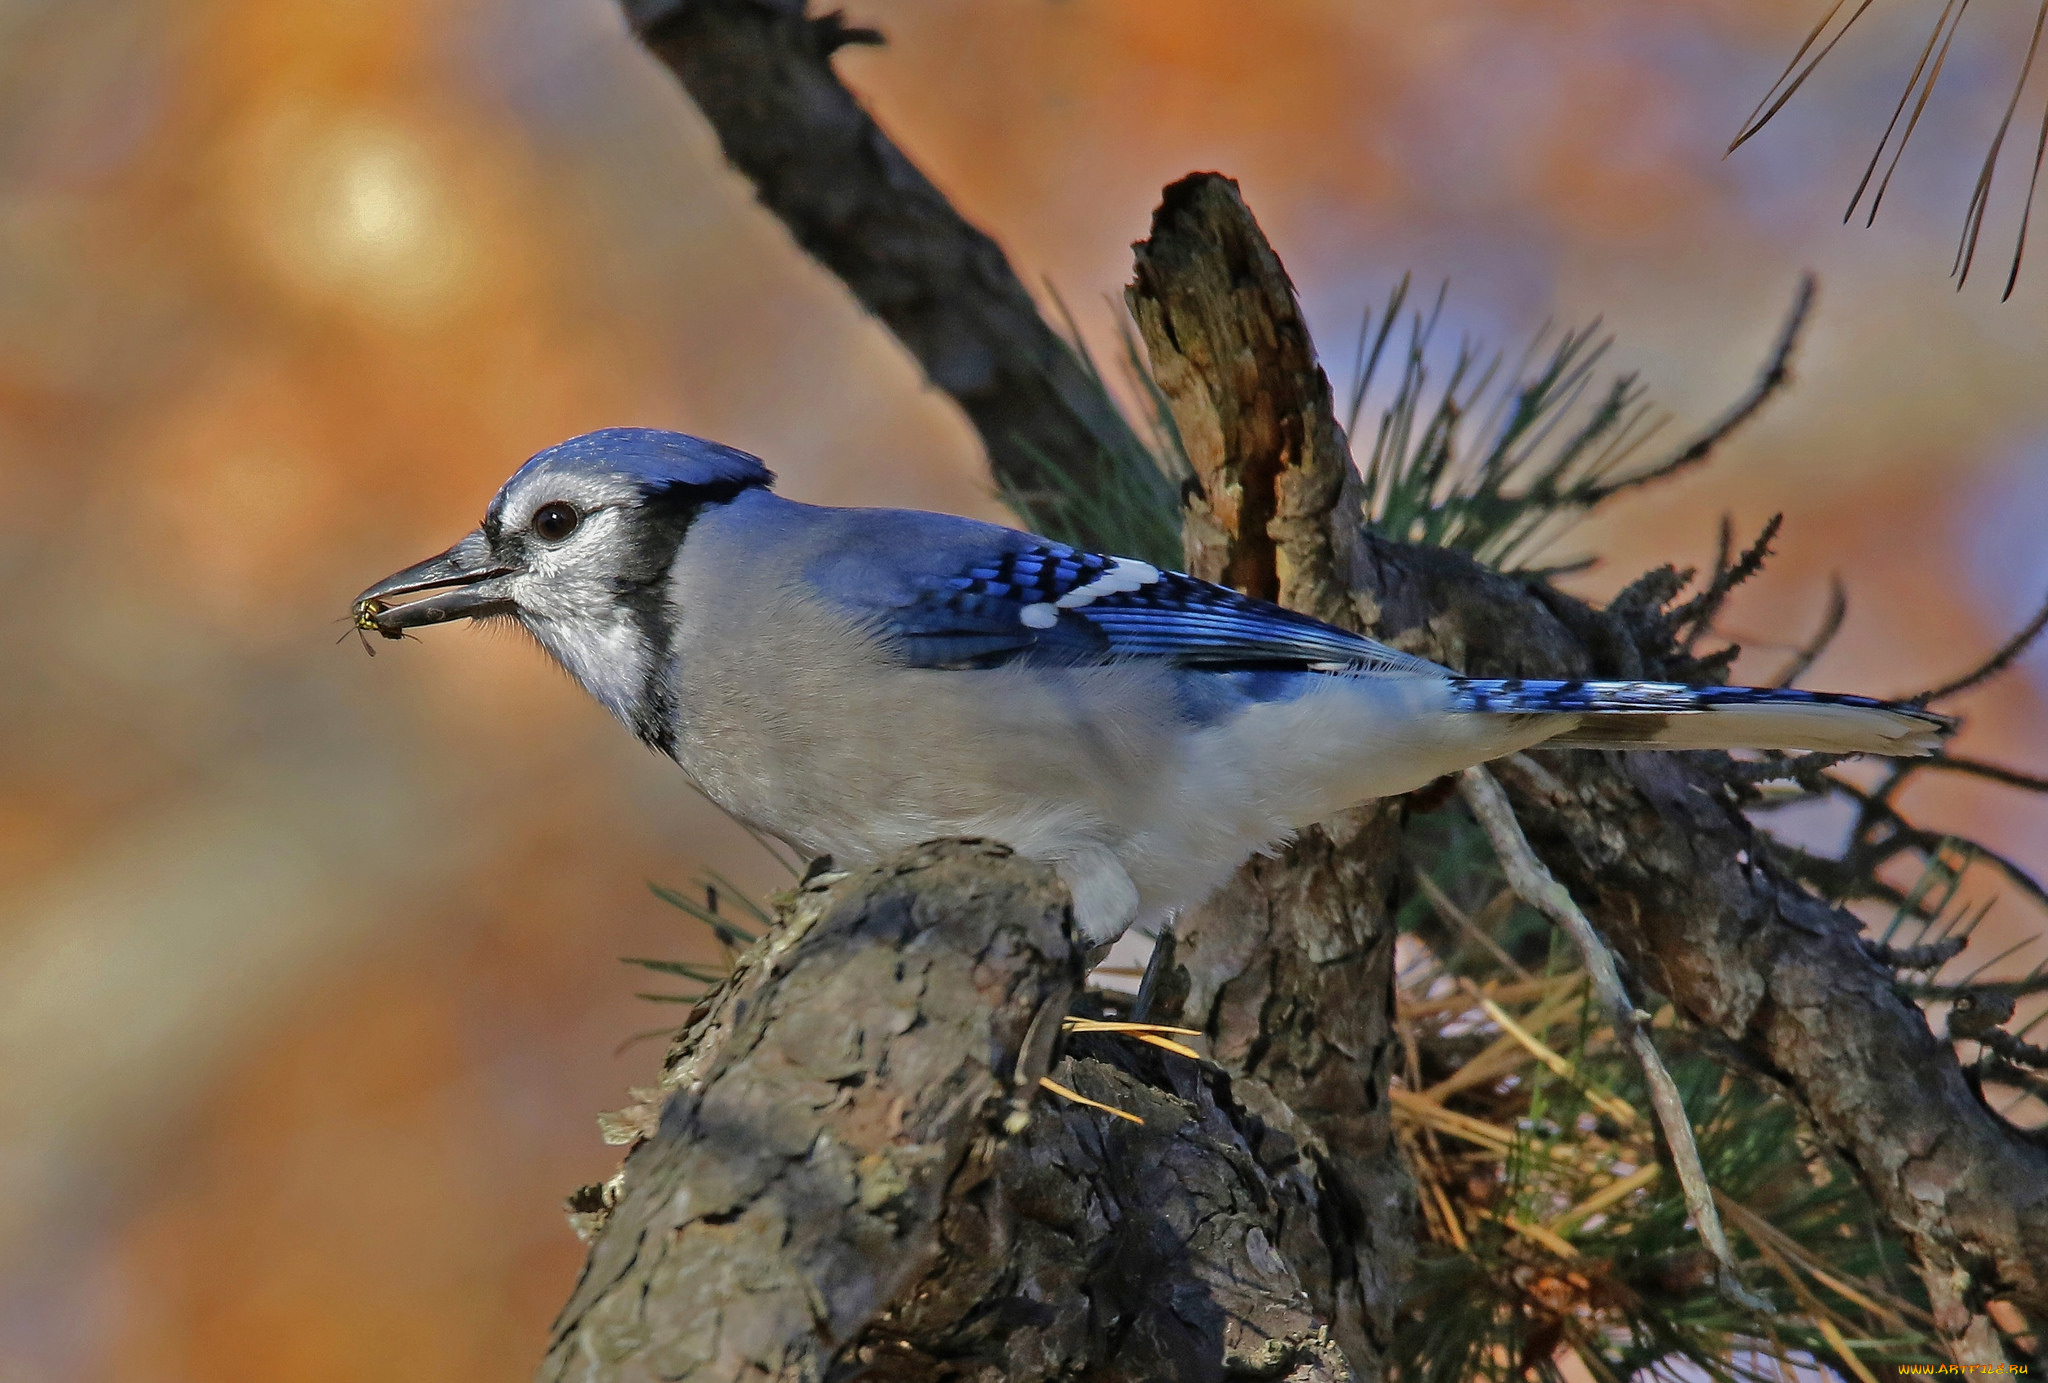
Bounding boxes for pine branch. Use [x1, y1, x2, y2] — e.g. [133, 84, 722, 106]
[1459, 766, 1773, 1314]
[1771, 575, 1849, 687]
[1908, 587, 2048, 704]
[621, 0, 1178, 561]
[551, 843, 1361, 1381]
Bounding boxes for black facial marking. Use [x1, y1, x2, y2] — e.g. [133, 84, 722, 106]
[619, 476, 762, 755]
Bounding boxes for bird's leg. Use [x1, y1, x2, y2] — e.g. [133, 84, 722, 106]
[1052, 848, 1141, 946]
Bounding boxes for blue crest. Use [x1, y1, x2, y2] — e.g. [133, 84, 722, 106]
[505, 428, 775, 498]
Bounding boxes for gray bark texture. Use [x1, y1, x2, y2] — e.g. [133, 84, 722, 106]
[1129, 174, 2048, 1337]
[1343, 529, 2048, 1323]
[541, 842, 1083, 1382]
[1125, 174, 1411, 1375]
[544, 842, 1362, 1383]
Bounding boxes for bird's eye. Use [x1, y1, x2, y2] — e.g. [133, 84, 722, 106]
[531, 501, 581, 542]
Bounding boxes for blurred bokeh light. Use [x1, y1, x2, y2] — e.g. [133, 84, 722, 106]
[0, 0, 2042, 1378]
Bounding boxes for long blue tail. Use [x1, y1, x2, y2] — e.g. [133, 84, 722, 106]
[1448, 678, 1953, 756]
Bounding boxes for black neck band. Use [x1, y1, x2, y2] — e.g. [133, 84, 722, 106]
[620, 478, 761, 755]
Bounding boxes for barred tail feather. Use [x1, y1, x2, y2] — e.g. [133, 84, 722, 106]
[1450, 678, 1954, 756]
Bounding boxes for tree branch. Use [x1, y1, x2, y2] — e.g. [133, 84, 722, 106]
[862, 1040, 1360, 1382]
[1370, 558, 2048, 1331]
[622, 0, 1176, 560]
[1126, 173, 1410, 1377]
[1907, 586, 2048, 705]
[607, 0, 2048, 1356]
[1579, 273, 1814, 507]
[548, 841, 1364, 1381]
[1125, 173, 1367, 621]
[1459, 765, 1772, 1314]
[542, 841, 1081, 1380]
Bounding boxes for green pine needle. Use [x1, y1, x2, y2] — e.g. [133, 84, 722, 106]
[649, 880, 757, 947]
[621, 956, 728, 984]
[1392, 801, 1946, 1382]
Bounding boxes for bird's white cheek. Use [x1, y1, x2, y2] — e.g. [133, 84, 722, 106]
[518, 605, 650, 728]
[508, 561, 619, 627]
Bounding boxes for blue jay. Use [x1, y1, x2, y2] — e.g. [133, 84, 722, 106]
[355, 428, 1952, 943]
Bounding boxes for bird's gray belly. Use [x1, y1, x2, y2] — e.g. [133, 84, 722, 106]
[668, 652, 1190, 867]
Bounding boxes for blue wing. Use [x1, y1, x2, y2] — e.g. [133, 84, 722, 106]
[867, 538, 1443, 675]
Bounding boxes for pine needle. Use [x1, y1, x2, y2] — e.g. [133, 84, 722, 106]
[1038, 1075, 1145, 1124]
[1425, 981, 1595, 1101]
[1471, 989, 1640, 1128]
[1063, 1017, 1204, 1060]
[1716, 1193, 1928, 1331]
[1546, 1162, 1662, 1233]
[1494, 1212, 1581, 1259]
[649, 881, 757, 947]
[1419, 874, 1535, 981]
[1814, 1317, 1883, 1383]
[622, 956, 727, 984]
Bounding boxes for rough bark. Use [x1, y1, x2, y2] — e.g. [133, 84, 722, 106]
[1351, 534, 2048, 1325]
[541, 842, 1081, 1381]
[546, 841, 1361, 1382]
[1125, 174, 1368, 623]
[1126, 180, 2048, 1327]
[858, 1044, 1358, 1383]
[621, 0, 1169, 557]
[1126, 174, 1410, 1378]
[1141, 817, 1410, 1376]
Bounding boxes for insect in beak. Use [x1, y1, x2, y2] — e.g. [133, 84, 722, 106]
[352, 533, 518, 642]
[337, 599, 407, 655]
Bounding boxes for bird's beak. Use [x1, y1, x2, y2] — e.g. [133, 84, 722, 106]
[353, 531, 518, 639]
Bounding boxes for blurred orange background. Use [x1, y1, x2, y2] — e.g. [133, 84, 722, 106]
[2, 1, 2044, 1378]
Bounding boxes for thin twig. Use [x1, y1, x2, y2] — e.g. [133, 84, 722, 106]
[1862, 936, 1968, 972]
[1772, 575, 1848, 687]
[1821, 771, 2048, 918]
[1583, 276, 1813, 506]
[1908, 588, 2048, 704]
[1914, 753, 2048, 795]
[1416, 871, 1535, 982]
[1887, 825, 2048, 919]
[1673, 513, 1784, 644]
[1915, 974, 2048, 1003]
[1459, 766, 1774, 1314]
